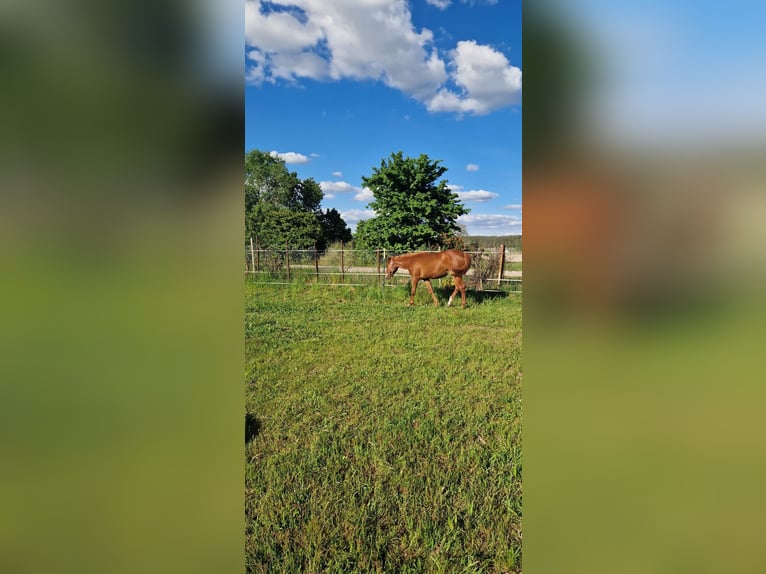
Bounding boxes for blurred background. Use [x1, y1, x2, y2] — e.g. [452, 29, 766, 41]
[525, 1, 766, 572]
[0, 1, 243, 573]
[3, 0, 766, 572]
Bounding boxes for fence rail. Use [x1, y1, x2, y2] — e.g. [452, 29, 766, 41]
[245, 240, 521, 292]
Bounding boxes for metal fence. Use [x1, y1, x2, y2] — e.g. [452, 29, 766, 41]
[244, 241, 521, 292]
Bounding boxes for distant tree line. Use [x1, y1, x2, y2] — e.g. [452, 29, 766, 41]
[465, 235, 522, 251]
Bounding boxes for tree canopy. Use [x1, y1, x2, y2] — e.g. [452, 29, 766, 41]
[247, 204, 321, 250]
[245, 149, 323, 213]
[317, 207, 353, 249]
[354, 152, 469, 251]
[245, 149, 350, 250]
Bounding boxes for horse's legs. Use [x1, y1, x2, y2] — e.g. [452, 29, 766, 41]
[448, 281, 459, 307]
[409, 275, 419, 306]
[423, 279, 439, 306]
[454, 275, 467, 308]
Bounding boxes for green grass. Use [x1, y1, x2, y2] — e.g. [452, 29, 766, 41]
[245, 278, 522, 573]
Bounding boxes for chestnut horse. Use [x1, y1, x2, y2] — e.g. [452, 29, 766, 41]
[386, 249, 471, 307]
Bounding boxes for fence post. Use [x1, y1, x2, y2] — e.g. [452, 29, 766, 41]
[382, 249, 386, 287]
[255, 235, 260, 272]
[477, 249, 484, 291]
[249, 236, 255, 274]
[314, 241, 319, 280]
[340, 240, 345, 283]
[497, 243, 506, 287]
[285, 240, 290, 281]
[376, 249, 381, 288]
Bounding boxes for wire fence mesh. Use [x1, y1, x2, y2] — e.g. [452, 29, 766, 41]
[244, 241, 522, 292]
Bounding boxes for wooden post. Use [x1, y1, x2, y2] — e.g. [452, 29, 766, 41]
[314, 241, 319, 280]
[340, 240, 345, 283]
[477, 249, 484, 291]
[285, 240, 290, 280]
[497, 243, 506, 287]
[255, 235, 260, 272]
[249, 236, 255, 274]
[382, 249, 386, 287]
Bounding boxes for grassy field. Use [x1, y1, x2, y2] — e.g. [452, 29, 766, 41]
[245, 278, 522, 573]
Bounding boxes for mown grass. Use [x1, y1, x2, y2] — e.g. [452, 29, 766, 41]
[245, 278, 522, 573]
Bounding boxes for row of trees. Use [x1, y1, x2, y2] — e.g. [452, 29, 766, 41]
[245, 149, 471, 252]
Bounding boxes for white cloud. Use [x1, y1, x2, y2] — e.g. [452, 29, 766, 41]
[246, 0, 446, 102]
[340, 209, 376, 224]
[425, 0, 451, 10]
[245, 1, 323, 53]
[426, 0, 498, 8]
[453, 41, 521, 106]
[320, 180, 359, 194]
[354, 187, 375, 202]
[456, 190, 499, 202]
[504, 203, 522, 210]
[270, 151, 311, 164]
[450, 185, 498, 202]
[332, 171, 343, 178]
[321, 3, 447, 103]
[246, 49, 267, 84]
[245, 1, 520, 115]
[427, 41, 522, 115]
[319, 181, 374, 202]
[458, 213, 521, 235]
[466, 163, 480, 171]
[270, 50, 330, 82]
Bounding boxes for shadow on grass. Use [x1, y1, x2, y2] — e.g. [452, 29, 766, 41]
[382, 284, 521, 307]
[430, 287, 516, 306]
[469, 289, 518, 304]
[245, 412, 261, 444]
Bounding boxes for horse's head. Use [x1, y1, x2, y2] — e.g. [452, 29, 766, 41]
[385, 256, 398, 279]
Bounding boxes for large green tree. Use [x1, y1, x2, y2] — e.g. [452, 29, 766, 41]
[245, 149, 345, 250]
[317, 208, 352, 250]
[247, 204, 321, 250]
[245, 150, 322, 213]
[354, 152, 469, 251]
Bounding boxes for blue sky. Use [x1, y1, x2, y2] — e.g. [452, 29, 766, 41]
[245, 0, 522, 236]
[548, 0, 766, 148]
